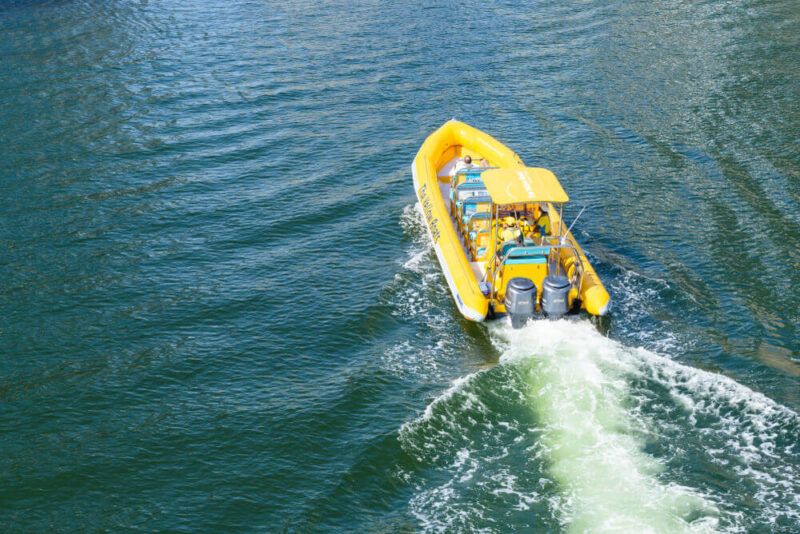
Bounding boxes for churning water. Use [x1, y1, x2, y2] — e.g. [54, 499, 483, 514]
[398, 208, 799, 533]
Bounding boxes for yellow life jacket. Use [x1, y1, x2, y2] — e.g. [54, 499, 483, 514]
[535, 214, 551, 236]
[501, 227, 521, 242]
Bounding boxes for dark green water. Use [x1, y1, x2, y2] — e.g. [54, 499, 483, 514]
[1, 0, 798, 531]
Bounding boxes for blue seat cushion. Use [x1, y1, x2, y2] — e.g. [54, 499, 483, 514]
[455, 170, 486, 182]
[456, 181, 487, 190]
[459, 199, 491, 225]
[501, 242, 520, 256]
[509, 246, 550, 257]
[505, 257, 547, 265]
[456, 197, 490, 213]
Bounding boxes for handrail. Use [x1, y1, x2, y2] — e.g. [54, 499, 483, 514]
[488, 241, 583, 304]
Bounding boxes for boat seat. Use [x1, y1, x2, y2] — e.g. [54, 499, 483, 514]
[472, 230, 492, 260]
[464, 175, 483, 183]
[454, 167, 492, 182]
[500, 241, 522, 256]
[455, 167, 492, 175]
[463, 211, 487, 227]
[500, 245, 551, 262]
[454, 191, 489, 206]
[468, 212, 491, 222]
[451, 181, 488, 202]
[505, 256, 548, 265]
[508, 246, 551, 257]
[467, 213, 490, 240]
[500, 246, 550, 265]
[456, 196, 491, 211]
[458, 198, 491, 226]
[454, 188, 489, 205]
[456, 181, 488, 190]
[452, 173, 478, 189]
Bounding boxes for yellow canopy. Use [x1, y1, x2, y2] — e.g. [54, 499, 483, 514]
[481, 167, 569, 204]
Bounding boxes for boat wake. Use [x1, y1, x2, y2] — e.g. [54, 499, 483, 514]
[392, 202, 799, 531]
[376, 204, 468, 385]
[399, 318, 800, 532]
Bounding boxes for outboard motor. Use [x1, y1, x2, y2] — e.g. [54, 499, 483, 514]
[505, 277, 536, 329]
[541, 275, 571, 318]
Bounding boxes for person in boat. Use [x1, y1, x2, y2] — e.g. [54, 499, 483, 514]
[500, 216, 522, 243]
[453, 155, 474, 174]
[526, 204, 552, 242]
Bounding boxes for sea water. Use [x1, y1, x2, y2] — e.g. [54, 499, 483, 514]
[1, 0, 798, 531]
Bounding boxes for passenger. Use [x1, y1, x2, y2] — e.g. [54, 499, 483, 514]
[453, 155, 474, 175]
[530, 204, 552, 239]
[478, 158, 491, 167]
[500, 216, 521, 243]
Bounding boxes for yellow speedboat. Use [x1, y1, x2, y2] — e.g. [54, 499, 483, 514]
[412, 120, 610, 327]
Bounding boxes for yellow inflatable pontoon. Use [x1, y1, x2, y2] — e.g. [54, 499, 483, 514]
[412, 120, 610, 327]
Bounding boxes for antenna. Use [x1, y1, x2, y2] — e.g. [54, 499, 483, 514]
[561, 205, 587, 244]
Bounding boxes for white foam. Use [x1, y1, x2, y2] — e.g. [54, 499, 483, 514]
[400, 317, 799, 532]
[402, 248, 429, 272]
[400, 373, 481, 436]
[395, 202, 799, 531]
[608, 267, 694, 354]
[399, 202, 431, 248]
[494, 319, 799, 532]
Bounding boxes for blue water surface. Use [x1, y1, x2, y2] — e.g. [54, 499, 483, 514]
[1, 0, 798, 531]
